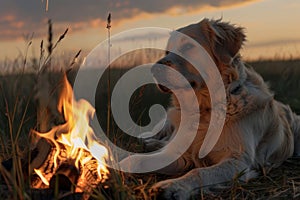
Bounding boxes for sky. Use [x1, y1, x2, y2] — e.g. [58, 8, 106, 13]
[1, 0, 300, 62]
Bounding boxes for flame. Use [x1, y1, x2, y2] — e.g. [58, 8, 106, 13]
[34, 169, 49, 186]
[33, 74, 109, 187]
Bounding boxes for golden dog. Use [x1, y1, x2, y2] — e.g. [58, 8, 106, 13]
[120, 19, 300, 199]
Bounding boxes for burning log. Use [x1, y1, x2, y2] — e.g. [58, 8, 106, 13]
[30, 142, 109, 191]
[30, 71, 64, 174]
[49, 160, 79, 191]
[29, 138, 52, 174]
[1, 69, 111, 199]
[30, 73, 110, 198]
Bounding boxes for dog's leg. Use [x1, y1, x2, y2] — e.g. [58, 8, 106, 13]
[119, 149, 193, 175]
[140, 108, 181, 151]
[151, 158, 257, 199]
[139, 119, 175, 151]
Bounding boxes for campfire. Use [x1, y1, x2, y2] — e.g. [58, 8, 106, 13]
[31, 74, 110, 194]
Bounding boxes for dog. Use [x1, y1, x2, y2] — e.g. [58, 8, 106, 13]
[120, 18, 300, 199]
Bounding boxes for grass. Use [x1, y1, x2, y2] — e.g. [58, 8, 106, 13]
[1, 56, 300, 199]
[0, 22, 300, 199]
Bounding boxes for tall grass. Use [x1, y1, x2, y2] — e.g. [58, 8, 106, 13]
[0, 20, 74, 199]
[0, 73, 34, 199]
[106, 13, 112, 145]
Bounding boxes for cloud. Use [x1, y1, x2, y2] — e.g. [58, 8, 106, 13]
[0, 0, 258, 41]
[247, 38, 300, 48]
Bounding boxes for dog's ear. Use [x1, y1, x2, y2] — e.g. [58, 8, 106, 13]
[200, 19, 246, 66]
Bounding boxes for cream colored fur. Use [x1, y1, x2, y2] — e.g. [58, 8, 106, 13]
[120, 19, 300, 199]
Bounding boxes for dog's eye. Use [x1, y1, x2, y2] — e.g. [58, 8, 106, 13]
[230, 84, 242, 95]
[180, 43, 194, 52]
[165, 50, 170, 55]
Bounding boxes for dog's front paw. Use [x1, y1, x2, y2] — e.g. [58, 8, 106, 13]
[150, 179, 191, 200]
[139, 130, 171, 152]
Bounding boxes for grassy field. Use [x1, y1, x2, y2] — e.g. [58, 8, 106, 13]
[0, 57, 300, 199]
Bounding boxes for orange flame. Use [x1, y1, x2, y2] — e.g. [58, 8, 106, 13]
[34, 169, 49, 186]
[34, 74, 109, 186]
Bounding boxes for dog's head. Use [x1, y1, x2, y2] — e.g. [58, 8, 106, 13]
[152, 18, 246, 110]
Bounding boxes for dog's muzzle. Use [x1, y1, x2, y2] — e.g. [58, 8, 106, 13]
[151, 56, 199, 93]
[151, 63, 172, 93]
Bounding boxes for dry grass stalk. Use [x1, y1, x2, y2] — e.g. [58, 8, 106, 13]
[106, 13, 112, 135]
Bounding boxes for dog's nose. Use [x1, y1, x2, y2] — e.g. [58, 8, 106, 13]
[151, 58, 172, 74]
[157, 57, 173, 67]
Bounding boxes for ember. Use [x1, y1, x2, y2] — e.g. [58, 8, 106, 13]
[31, 74, 109, 194]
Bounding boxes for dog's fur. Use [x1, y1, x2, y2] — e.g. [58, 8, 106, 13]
[120, 19, 300, 199]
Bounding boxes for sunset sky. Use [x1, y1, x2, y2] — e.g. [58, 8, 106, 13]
[1, 0, 300, 62]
